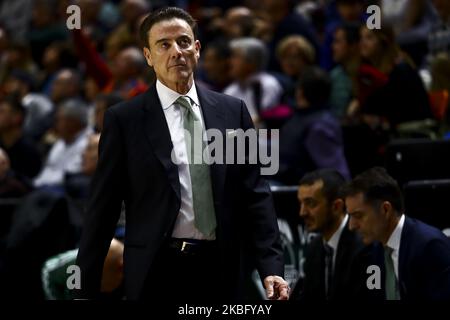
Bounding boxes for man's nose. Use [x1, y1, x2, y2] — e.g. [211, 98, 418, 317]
[170, 42, 182, 58]
[299, 205, 307, 217]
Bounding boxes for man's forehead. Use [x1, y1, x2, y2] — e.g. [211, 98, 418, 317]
[149, 18, 194, 39]
[298, 180, 324, 198]
[345, 193, 365, 210]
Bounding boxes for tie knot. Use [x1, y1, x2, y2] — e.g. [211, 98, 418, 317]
[177, 96, 192, 110]
[384, 246, 394, 257]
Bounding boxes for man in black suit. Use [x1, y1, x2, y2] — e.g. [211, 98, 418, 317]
[290, 169, 378, 301]
[345, 167, 450, 300]
[75, 7, 288, 301]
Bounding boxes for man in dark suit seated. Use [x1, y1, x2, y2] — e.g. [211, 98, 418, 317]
[290, 169, 379, 301]
[75, 7, 288, 301]
[344, 167, 450, 300]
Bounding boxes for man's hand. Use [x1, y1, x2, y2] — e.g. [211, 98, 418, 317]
[264, 275, 290, 300]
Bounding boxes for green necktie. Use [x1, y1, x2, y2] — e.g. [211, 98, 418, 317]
[384, 247, 400, 300]
[177, 96, 217, 237]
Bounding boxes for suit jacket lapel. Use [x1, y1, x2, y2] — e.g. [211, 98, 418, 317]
[142, 84, 181, 201]
[196, 84, 227, 210]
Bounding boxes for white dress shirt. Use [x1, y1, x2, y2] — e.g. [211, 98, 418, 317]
[34, 127, 92, 187]
[386, 214, 405, 279]
[156, 80, 215, 240]
[326, 214, 349, 270]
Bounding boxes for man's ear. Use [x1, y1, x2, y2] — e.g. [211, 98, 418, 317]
[332, 198, 345, 214]
[195, 39, 201, 59]
[382, 201, 392, 217]
[143, 47, 153, 67]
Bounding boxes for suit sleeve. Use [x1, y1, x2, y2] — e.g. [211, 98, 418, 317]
[75, 108, 125, 298]
[423, 238, 450, 299]
[238, 100, 284, 281]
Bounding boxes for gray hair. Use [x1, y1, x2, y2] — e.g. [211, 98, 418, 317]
[58, 99, 88, 127]
[230, 37, 268, 71]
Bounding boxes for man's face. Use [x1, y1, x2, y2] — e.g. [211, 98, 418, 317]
[346, 193, 385, 245]
[143, 18, 200, 91]
[333, 29, 350, 63]
[298, 180, 333, 233]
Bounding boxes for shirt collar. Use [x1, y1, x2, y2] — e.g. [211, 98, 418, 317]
[327, 214, 349, 251]
[156, 79, 200, 110]
[386, 214, 405, 252]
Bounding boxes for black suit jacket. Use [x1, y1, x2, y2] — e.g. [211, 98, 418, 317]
[75, 83, 283, 299]
[291, 222, 382, 301]
[396, 217, 450, 300]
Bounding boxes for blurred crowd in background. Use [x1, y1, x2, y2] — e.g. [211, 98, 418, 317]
[0, 0, 450, 300]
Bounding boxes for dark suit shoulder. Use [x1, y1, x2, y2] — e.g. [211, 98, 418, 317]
[108, 92, 147, 118]
[404, 217, 450, 246]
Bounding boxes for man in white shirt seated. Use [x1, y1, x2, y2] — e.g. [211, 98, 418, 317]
[34, 99, 92, 188]
[224, 37, 283, 126]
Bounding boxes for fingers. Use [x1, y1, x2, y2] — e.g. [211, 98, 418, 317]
[264, 277, 275, 299]
[264, 276, 290, 300]
[277, 283, 289, 300]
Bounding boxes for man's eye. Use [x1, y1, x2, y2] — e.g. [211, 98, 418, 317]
[179, 38, 190, 47]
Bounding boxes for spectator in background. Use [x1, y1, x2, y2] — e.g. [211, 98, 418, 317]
[200, 40, 232, 92]
[39, 42, 78, 97]
[93, 93, 123, 132]
[345, 167, 450, 300]
[428, 0, 450, 63]
[0, 42, 38, 85]
[276, 35, 316, 106]
[2, 69, 54, 142]
[27, 0, 68, 66]
[356, 26, 432, 127]
[64, 132, 101, 201]
[277, 66, 350, 185]
[102, 46, 148, 99]
[224, 37, 283, 125]
[290, 169, 380, 301]
[222, 7, 255, 40]
[0, 94, 42, 180]
[277, 35, 316, 81]
[329, 22, 361, 119]
[0, 147, 30, 198]
[72, 27, 149, 99]
[105, 0, 150, 61]
[261, 0, 319, 72]
[50, 69, 82, 105]
[381, 0, 437, 67]
[34, 99, 91, 188]
[320, 0, 366, 70]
